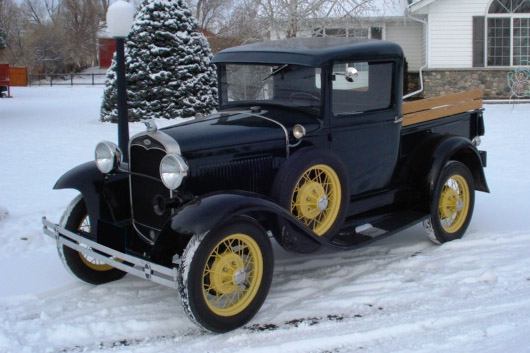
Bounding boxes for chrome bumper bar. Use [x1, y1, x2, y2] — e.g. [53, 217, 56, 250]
[42, 217, 179, 289]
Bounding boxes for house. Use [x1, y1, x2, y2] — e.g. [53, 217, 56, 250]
[271, 0, 529, 99]
[97, 26, 116, 69]
[409, 0, 530, 98]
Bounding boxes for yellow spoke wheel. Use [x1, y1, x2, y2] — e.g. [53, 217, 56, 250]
[424, 161, 475, 244]
[290, 164, 342, 236]
[202, 234, 263, 317]
[438, 174, 470, 233]
[61, 196, 126, 285]
[76, 215, 114, 272]
[178, 220, 273, 332]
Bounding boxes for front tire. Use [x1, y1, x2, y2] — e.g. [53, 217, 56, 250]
[59, 195, 126, 285]
[178, 219, 273, 332]
[424, 161, 475, 244]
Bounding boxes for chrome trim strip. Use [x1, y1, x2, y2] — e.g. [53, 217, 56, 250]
[42, 217, 179, 288]
[219, 110, 291, 158]
[129, 130, 181, 155]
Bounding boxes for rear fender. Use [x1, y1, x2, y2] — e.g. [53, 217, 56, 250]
[407, 135, 489, 208]
[54, 161, 130, 233]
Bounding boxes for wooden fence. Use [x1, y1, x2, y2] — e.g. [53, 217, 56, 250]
[8, 67, 28, 86]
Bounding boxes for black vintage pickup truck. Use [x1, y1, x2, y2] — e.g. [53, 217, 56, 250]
[43, 37, 488, 332]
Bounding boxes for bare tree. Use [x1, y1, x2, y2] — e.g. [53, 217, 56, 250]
[221, 0, 400, 41]
[186, 0, 232, 31]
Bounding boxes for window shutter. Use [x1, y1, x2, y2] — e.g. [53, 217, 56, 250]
[473, 16, 485, 67]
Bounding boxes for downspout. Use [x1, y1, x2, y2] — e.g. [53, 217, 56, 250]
[403, 9, 428, 100]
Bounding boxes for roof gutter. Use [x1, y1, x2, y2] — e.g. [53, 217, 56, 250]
[403, 9, 428, 100]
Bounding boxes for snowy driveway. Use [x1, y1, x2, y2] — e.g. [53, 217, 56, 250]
[1, 87, 529, 353]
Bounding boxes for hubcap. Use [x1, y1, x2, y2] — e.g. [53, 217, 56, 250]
[291, 164, 341, 236]
[438, 174, 470, 233]
[202, 234, 263, 317]
[318, 195, 329, 211]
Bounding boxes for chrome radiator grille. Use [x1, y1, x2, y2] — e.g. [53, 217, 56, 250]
[129, 139, 170, 241]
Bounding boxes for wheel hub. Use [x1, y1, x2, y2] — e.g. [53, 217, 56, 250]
[296, 181, 327, 219]
[209, 252, 244, 295]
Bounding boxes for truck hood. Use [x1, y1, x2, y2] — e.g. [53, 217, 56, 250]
[160, 106, 321, 153]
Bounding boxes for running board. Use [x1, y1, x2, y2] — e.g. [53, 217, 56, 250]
[327, 210, 429, 249]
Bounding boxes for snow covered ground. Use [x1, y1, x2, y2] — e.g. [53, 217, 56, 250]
[0, 86, 529, 353]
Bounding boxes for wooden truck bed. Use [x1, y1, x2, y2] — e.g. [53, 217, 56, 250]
[402, 89, 483, 127]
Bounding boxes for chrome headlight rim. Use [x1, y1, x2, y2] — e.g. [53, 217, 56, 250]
[95, 141, 122, 174]
[160, 154, 189, 190]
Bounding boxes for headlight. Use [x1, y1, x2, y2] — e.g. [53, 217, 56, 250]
[160, 154, 188, 190]
[95, 141, 122, 174]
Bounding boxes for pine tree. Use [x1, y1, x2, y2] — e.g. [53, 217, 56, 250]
[0, 29, 7, 50]
[100, 0, 218, 122]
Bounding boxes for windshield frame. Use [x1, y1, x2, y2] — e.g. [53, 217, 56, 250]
[216, 63, 324, 117]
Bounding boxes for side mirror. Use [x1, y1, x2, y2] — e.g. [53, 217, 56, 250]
[345, 67, 359, 82]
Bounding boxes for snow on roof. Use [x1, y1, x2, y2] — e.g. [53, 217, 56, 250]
[358, 0, 409, 17]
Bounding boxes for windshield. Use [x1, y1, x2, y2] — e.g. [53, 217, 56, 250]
[219, 64, 321, 113]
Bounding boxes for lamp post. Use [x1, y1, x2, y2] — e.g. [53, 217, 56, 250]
[106, 0, 135, 162]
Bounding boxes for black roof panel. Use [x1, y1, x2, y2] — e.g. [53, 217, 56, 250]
[212, 38, 403, 67]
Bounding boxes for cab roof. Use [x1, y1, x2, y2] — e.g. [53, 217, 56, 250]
[212, 37, 403, 67]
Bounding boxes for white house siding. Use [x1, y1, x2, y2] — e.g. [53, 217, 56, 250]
[385, 20, 425, 71]
[420, 0, 488, 68]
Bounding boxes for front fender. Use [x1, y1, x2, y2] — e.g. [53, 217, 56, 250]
[169, 191, 303, 236]
[54, 161, 130, 233]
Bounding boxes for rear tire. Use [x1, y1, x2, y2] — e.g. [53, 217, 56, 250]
[59, 195, 126, 285]
[423, 161, 475, 244]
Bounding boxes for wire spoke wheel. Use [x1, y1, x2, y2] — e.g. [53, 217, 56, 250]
[202, 234, 263, 317]
[76, 215, 114, 272]
[424, 161, 475, 244]
[438, 174, 470, 233]
[60, 195, 126, 284]
[179, 220, 273, 332]
[290, 164, 341, 236]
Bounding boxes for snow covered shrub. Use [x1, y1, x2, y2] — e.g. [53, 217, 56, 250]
[100, 0, 218, 122]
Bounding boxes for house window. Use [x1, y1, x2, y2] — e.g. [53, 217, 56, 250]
[513, 18, 530, 65]
[312, 26, 383, 39]
[487, 18, 511, 66]
[487, 0, 530, 66]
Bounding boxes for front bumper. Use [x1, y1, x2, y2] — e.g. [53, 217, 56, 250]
[42, 217, 179, 289]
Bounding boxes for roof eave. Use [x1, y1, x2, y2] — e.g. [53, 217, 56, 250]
[408, 0, 438, 13]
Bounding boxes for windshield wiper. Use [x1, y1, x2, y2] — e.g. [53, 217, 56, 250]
[262, 64, 288, 81]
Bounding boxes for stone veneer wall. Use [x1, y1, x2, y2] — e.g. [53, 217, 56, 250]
[422, 69, 515, 99]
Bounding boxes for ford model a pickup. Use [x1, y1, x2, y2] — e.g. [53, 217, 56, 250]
[42, 38, 488, 332]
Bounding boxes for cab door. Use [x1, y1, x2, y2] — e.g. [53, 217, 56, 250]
[329, 60, 401, 196]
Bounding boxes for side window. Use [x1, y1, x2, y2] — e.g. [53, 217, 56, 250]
[332, 62, 393, 115]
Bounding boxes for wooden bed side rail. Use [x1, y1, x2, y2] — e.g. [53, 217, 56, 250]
[402, 89, 483, 127]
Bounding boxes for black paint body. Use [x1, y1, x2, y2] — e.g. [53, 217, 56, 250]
[54, 38, 489, 264]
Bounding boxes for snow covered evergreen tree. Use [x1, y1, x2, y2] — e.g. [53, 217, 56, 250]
[100, 0, 218, 122]
[0, 29, 7, 50]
